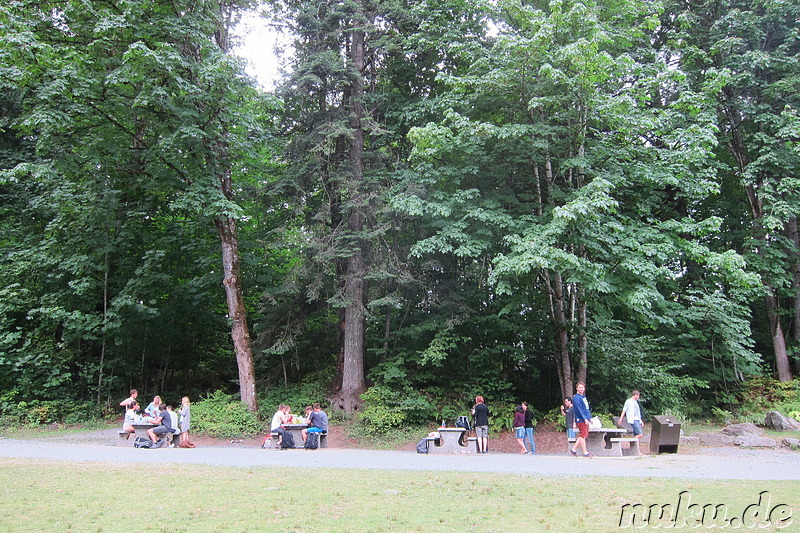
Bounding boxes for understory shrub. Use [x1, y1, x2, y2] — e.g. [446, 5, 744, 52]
[191, 390, 263, 439]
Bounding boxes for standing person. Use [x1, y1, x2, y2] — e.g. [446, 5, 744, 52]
[561, 397, 576, 439]
[471, 395, 490, 454]
[570, 382, 593, 457]
[301, 403, 328, 443]
[179, 396, 192, 448]
[513, 405, 528, 454]
[619, 390, 643, 438]
[119, 389, 138, 413]
[522, 401, 536, 454]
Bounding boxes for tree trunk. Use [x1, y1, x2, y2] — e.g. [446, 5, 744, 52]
[789, 216, 800, 374]
[215, 215, 258, 411]
[333, 5, 367, 414]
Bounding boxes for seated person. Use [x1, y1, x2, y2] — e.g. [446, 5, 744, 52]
[121, 401, 139, 439]
[144, 395, 162, 418]
[166, 405, 180, 446]
[301, 403, 328, 444]
[270, 404, 291, 447]
[146, 403, 173, 448]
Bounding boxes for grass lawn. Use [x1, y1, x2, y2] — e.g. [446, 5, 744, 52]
[1, 458, 798, 532]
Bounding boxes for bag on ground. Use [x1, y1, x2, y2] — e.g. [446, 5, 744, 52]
[280, 430, 295, 449]
[134, 436, 154, 449]
[304, 432, 319, 450]
[416, 438, 428, 454]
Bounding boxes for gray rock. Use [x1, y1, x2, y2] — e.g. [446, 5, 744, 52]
[680, 436, 700, 446]
[783, 438, 800, 449]
[764, 411, 800, 432]
[693, 432, 735, 446]
[734, 435, 776, 447]
[721, 422, 763, 436]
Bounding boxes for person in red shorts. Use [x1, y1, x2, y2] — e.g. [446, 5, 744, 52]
[570, 382, 593, 457]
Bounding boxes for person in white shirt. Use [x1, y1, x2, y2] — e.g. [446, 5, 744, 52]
[619, 390, 643, 438]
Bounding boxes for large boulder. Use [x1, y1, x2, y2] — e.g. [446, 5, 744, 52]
[734, 435, 776, 448]
[693, 432, 735, 446]
[783, 438, 800, 449]
[721, 422, 763, 436]
[764, 411, 800, 432]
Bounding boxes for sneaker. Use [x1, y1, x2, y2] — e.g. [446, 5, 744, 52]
[570, 449, 577, 456]
[583, 453, 593, 457]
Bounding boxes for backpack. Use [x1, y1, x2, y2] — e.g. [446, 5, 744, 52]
[416, 438, 428, 454]
[134, 436, 154, 449]
[280, 430, 295, 449]
[304, 432, 319, 450]
[456, 415, 472, 431]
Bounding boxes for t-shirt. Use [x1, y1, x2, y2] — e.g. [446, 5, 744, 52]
[513, 411, 525, 428]
[122, 409, 137, 429]
[473, 403, 489, 427]
[271, 410, 285, 431]
[564, 405, 574, 429]
[158, 410, 173, 431]
[309, 410, 328, 431]
[168, 411, 179, 433]
[622, 398, 642, 423]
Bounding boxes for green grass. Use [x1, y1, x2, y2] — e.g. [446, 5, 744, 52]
[1, 459, 798, 532]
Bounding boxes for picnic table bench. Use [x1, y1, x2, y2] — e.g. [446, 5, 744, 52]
[567, 427, 639, 457]
[426, 428, 475, 454]
[266, 424, 328, 449]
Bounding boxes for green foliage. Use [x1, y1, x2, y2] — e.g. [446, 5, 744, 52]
[259, 377, 330, 416]
[0, 393, 102, 426]
[357, 386, 437, 432]
[191, 391, 263, 439]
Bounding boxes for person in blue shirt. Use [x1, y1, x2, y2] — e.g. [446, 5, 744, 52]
[302, 403, 328, 444]
[570, 382, 593, 457]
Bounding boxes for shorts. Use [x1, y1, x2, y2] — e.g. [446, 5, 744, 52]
[577, 421, 589, 439]
[631, 420, 642, 436]
[475, 425, 488, 438]
[514, 427, 526, 439]
[153, 425, 171, 436]
[306, 427, 324, 433]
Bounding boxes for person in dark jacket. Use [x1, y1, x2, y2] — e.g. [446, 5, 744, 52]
[570, 382, 593, 457]
[471, 395, 490, 454]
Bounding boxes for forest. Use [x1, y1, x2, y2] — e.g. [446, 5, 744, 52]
[1, 0, 798, 428]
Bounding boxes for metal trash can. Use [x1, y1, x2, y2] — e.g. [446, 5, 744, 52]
[650, 414, 680, 454]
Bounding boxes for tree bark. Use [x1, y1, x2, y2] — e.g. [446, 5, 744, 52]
[333, 3, 368, 414]
[215, 215, 258, 412]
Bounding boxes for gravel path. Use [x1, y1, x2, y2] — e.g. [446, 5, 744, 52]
[2, 431, 799, 480]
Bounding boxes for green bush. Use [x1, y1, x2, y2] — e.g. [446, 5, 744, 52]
[0, 393, 100, 426]
[191, 390, 263, 439]
[259, 377, 329, 418]
[358, 386, 436, 432]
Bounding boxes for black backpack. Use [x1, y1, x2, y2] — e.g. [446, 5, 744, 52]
[416, 438, 428, 454]
[304, 432, 319, 450]
[134, 436, 154, 449]
[456, 415, 472, 431]
[280, 430, 295, 449]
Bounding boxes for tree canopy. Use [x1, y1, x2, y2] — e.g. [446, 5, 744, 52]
[1, 0, 797, 421]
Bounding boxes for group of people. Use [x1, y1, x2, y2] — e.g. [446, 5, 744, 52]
[269, 402, 328, 448]
[562, 383, 643, 457]
[470, 384, 643, 456]
[119, 389, 193, 448]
